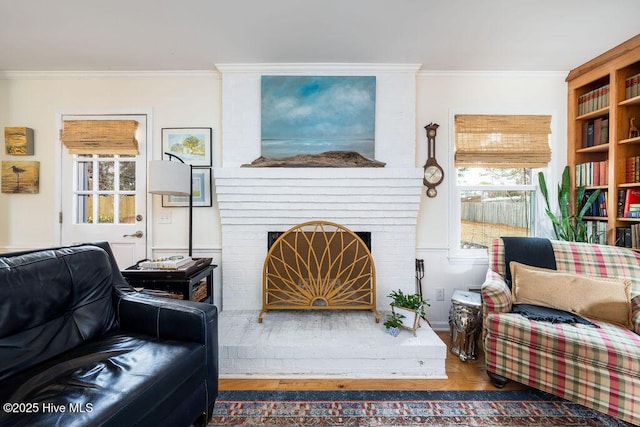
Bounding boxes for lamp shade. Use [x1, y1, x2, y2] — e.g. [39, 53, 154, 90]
[148, 160, 191, 195]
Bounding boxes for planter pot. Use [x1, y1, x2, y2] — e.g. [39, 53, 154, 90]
[386, 326, 400, 337]
[391, 305, 420, 336]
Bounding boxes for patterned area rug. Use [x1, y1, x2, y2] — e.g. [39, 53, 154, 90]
[209, 390, 633, 426]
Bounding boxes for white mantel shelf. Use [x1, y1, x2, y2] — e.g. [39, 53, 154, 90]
[214, 167, 423, 227]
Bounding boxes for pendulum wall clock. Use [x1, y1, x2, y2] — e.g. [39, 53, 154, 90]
[423, 122, 444, 197]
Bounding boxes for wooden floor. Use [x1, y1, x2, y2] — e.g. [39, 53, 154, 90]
[219, 331, 526, 391]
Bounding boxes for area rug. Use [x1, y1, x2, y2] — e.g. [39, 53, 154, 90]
[209, 389, 633, 426]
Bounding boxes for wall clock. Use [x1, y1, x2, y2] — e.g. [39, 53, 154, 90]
[423, 122, 444, 197]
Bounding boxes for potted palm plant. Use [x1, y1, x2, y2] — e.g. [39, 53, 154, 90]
[387, 289, 430, 336]
[538, 166, 602, 242]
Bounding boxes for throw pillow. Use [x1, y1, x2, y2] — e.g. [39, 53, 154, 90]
[510, 261, 633, 329]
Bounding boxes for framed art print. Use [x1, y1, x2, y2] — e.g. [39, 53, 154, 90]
[261, 76, 376, 159]
[162, 167, 212, 207]
[162, 127, 212, 166]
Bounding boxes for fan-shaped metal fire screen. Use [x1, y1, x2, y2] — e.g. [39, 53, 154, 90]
[259, 221, 379, 323]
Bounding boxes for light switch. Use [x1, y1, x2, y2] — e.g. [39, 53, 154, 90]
[159, 211, 172, 224]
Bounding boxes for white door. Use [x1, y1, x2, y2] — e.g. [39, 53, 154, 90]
[59, 114, 148, 269]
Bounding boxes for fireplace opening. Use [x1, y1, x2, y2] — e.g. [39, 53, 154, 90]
[268, 231, 371, 250]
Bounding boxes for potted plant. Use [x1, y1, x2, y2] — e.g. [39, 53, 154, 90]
[383, 312, 404, 337]
[387, 289, 430, 336]
[538, 166, 602, 242]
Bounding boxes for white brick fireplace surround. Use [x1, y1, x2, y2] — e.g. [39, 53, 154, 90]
[213, 64, 446, 378]
[215, 64, 424, 312]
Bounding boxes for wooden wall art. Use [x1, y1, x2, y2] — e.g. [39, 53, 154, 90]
[1, 161, 40, 193]
[4, 127, 34, 155]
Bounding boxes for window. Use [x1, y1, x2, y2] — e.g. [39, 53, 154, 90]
[454, 114, 551, 252]
[75, 154, 137, 224]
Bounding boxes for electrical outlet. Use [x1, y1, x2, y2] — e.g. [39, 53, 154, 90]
[436, 288, 445, 301]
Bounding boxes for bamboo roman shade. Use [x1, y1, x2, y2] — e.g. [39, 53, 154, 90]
[61, 120, 139, 155]
[454, 115, 551, 168]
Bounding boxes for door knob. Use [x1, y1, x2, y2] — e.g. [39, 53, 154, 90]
[123, 230, 143, 238]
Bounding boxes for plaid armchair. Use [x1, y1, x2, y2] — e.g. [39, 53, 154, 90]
[482, 238, 640, 425]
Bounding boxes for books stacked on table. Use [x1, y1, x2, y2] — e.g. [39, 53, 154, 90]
[138, 256, 194, 270]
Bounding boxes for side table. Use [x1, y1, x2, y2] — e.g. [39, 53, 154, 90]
[122, 258, 217, 304]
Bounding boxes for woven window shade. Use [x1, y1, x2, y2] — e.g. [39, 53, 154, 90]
[454, 115, 551, 168]
[61, 120, 139, 155]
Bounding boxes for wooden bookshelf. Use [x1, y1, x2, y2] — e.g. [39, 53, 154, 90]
[567, 34, 640, 248]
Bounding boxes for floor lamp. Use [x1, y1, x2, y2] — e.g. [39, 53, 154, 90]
[148, 153, 193, 256]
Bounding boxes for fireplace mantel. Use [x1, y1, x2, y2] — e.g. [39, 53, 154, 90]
[215, 167, 422, 227]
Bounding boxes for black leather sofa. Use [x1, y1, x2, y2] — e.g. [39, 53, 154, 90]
[0, 242, 218, 426]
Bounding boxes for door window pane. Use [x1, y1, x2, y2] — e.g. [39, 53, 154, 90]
[77, 194, 93, 224]
[98, 161, 114, 191]
[119, 195, 136, 223]
[119, 161, 135, 191]
[98, 195, 114, 223]
[77, 161, 93, 191]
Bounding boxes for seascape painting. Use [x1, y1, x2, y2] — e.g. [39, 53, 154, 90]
[261, 76, 376, 159]
[1, 161, 39, 194]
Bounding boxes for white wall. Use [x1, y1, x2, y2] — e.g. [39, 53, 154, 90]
[414, 71, 568, 328]
[0, 69, 568, 328]
[0, 72, 222, 254]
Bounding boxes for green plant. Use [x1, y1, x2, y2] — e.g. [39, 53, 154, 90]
[383, 312, 405, 329]
[538, 166, 601, 242]
[387, 289, 430, 318]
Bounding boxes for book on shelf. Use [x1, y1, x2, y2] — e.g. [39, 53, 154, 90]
[601, 118, 609, 144]
[575, 160, 608, 186]
[583, 190, 607, 217]
[577, 83, 610, 115]
[625, 73, 640, 100]
[626, 156, 640, 183]
[618, 188, 627, 218]
[616, 223, 640, 249]
[581, 118, 608, 147]
[622, 188, 640, 218]
[585, 220, 607, 245]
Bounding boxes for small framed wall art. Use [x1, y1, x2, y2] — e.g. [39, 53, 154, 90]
[162, 167, 212, 208]
[162, 127, 212, 167]
[1, 160, 40, 194]
[5, 127, 34, 155]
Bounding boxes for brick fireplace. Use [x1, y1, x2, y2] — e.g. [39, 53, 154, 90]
[214, 64, 424, 312]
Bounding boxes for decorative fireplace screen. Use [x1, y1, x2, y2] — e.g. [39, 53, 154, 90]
[260, 221, 378, 323]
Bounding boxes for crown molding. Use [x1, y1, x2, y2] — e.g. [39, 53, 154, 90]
[0, 70, 220, 80]
[417, 70, 567, 79]
[215, 63, 422, 74]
